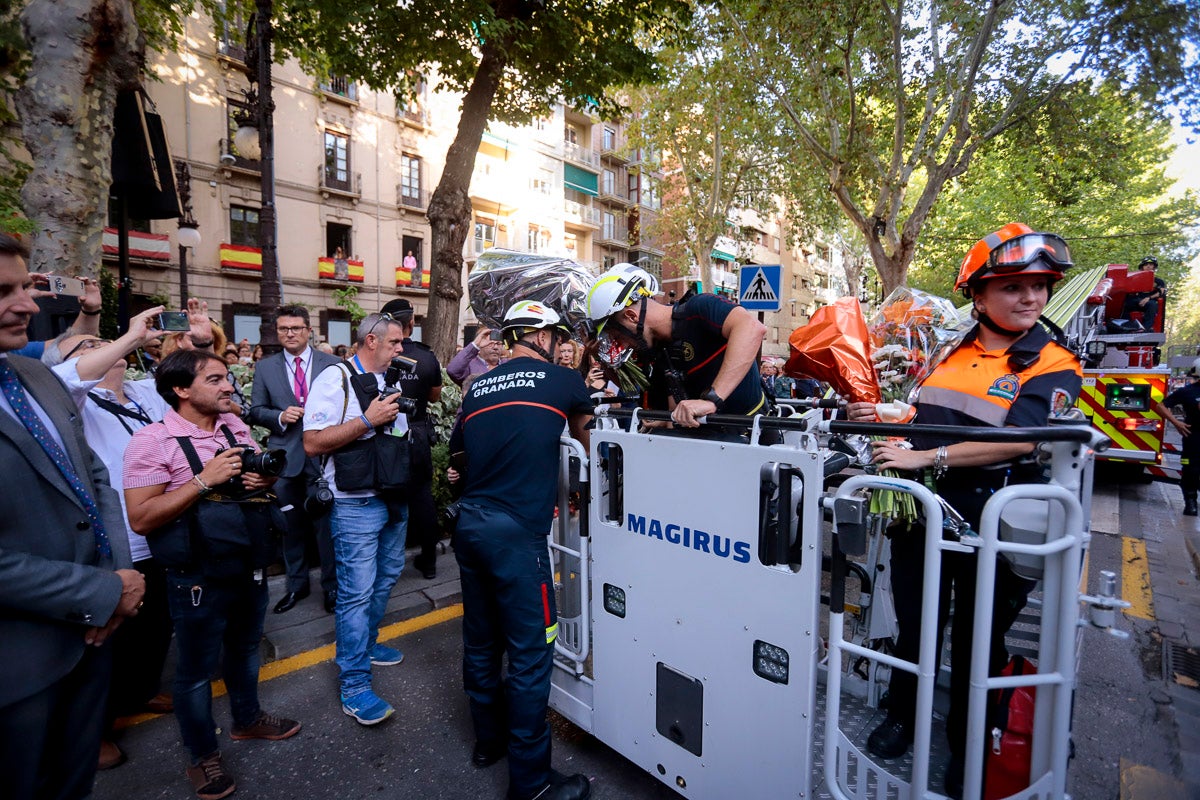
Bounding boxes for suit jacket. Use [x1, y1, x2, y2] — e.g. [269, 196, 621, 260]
[247, 348, 341, 478]
[0, 355, 130, 708]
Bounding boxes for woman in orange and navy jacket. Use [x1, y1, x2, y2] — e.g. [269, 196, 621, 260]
[847, 224, 1083, 798]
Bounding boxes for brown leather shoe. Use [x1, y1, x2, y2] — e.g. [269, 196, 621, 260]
[97, 739, 126, 770]
[186, 752, 235, 800]
[144, 692, 174, 714]
[230, 711, 301, 741]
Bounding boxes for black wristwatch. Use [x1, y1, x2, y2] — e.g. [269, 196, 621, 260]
[700, 388, 725, 412]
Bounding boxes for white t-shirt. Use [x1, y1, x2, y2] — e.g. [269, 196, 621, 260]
[303, 357, 408, 499]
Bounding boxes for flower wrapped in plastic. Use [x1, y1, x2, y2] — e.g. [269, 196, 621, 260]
[782, 296, 880, 404]
[864, 287, 967, 521]
[867, 286, 967, 422]
[466, 249, 596, 335]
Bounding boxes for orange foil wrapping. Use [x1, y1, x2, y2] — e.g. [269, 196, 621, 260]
[783, 296, 881, 404]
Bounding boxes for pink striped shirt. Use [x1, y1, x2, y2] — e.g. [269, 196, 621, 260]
[124, 409, 256, 492]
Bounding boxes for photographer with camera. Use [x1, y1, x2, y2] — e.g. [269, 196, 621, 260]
[379, 298, 444, 580]
[248, 306, 342, 615]
[302, 313, 412, 726]
[123, 350, 301, 800]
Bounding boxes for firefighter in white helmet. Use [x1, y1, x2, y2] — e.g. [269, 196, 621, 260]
[447, 300, 594, 800]
[585, 266, 768, 431]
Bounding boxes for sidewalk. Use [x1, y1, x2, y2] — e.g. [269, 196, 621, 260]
[1132, 479, 1200, 796]
[260, 541, 462, 662]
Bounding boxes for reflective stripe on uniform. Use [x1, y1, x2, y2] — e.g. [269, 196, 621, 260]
[916, 385, 1010, 427]
[541, 582, 557, 644]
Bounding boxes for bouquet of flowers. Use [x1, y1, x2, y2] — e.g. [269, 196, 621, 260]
[867, 287, 966, 423]
[784, 291, 966, 523]
[864, 287, 966, 521]
[783, 296, 880, 405]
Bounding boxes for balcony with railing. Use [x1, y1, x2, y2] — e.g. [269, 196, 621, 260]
[398, 184, 429, 211]
[469, 168, 518, 214]
[600, 130, 629, 163]
[564, 199, 601, 229]
[596, 219, 629, 247]
[320, 166, 362, 199]
[319, 76, 358, 103]
[318, 256, 364, 283]
[562, 141, 599, 170]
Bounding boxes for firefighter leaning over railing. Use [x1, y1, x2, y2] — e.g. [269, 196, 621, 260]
[845, 223, 1084, 798]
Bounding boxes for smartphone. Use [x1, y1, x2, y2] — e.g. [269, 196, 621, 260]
[47, 275, 87, 295]
[157, 311, 190, 331]
[488, 329, 504, 341]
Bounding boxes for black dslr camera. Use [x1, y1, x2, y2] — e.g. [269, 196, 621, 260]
[216, 445, 287, 498]
[304, 478, 334, 518]
[379, 355, 419, 415]
[232, 446, 287, 477]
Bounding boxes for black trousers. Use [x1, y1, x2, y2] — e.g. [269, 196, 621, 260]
[276, 466, 337, 595]
[0, 644, 113, 800]
[409, 471, 439, 568]
[106, 558, 173, 724]
[1180, 438, 1199, 494]
[886, 525, 1033, 757]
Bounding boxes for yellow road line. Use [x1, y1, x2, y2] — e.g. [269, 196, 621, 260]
[116, 604, 464, 729]
[1122, 538, 1155, 621]
[1079, 547, 1090, 595]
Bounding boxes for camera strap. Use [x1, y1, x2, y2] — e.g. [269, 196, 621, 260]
[174, 426, 240, 477]
[321, 363, 356, 475]
[87, 392, 154, 435]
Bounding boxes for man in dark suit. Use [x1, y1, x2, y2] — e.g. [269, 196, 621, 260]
[247, 305, 341, 613]
[380, 298, 443, 579]
[0, 233, 146, 800]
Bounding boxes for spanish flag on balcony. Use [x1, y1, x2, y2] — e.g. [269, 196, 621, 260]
[395, 264, 430, 289]
[219, 243, 262, 272]
[319, 257, 365, 282]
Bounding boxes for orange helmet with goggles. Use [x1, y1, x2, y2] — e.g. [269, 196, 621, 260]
[953, 223, 1072, 295]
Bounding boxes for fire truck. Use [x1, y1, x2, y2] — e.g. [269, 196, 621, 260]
[1044, 263, 1172, 474]
[545, 406, 1127, 799]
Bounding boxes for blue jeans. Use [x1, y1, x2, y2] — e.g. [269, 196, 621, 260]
[330, 495, 408, 698]
[455, 502, 557, 800]
[165, 571, 268, 762]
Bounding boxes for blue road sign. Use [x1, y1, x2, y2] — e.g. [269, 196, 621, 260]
[739, 264, 782, 311]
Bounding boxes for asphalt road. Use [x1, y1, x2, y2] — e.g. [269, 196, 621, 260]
[93, 472, 1198, 800]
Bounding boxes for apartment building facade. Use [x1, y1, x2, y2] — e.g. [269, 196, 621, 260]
[115, 11, 663, 347]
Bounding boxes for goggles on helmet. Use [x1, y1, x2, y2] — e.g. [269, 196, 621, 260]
[984, 232, 1073, 277]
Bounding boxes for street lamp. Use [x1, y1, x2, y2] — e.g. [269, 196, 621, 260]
[175, 160, 201, 306]
[235, 0, 282, 353]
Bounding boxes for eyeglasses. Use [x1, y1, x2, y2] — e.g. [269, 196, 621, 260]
[277, 326, 310, 335]
[64, 338, 112, 359]
[987, 233, 1073, 274]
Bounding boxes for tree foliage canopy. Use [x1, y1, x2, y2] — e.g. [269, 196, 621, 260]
[720, 0, 1200, 291]
[910, 80, 1200, 301]
[267, 0, 690, 122]
[627, 11, 782, 292]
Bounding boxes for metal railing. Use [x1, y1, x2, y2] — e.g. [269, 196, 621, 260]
[563, 141, 598, 168]
[319, 166, 362, 196]
[320, 76, 358, 102]
[398, 184, 429, 210]
[564, 199, 601, 227]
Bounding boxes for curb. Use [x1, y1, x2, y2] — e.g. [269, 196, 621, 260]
[259, 544, 461, 663]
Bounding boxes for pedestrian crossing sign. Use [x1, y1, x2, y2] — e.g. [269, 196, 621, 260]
[739, 264, 782, 311]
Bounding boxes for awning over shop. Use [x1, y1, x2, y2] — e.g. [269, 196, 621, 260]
[564, 163, 598, 197]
